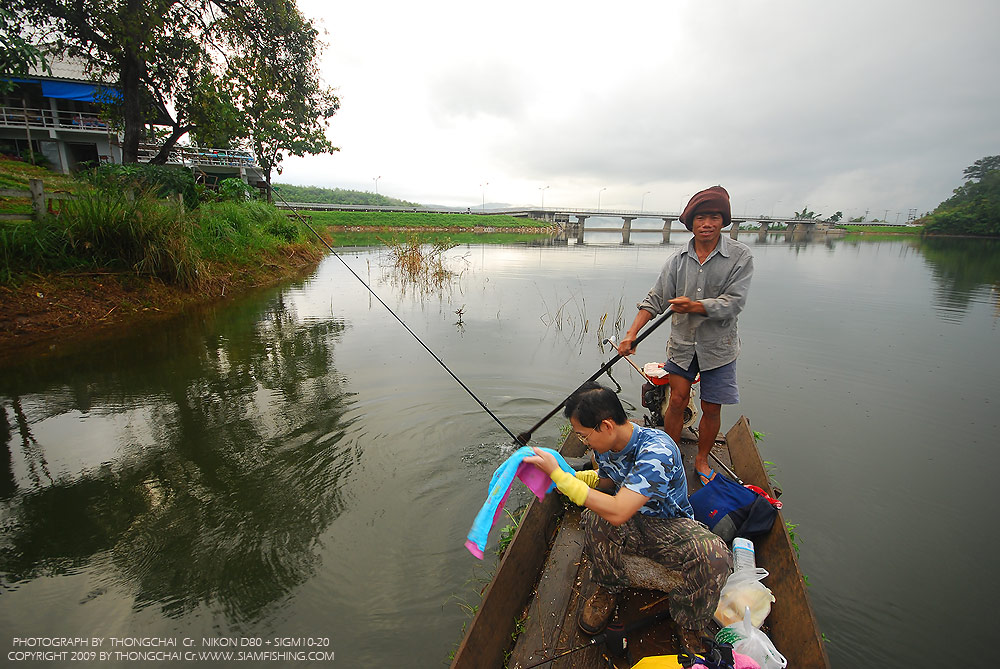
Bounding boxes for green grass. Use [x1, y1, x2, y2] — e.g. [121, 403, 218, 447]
[305, 209, 550, 229]
[838, 224, 920, 235]
[0, 158, 89, 218]
[1, 189, 316, 287]
[193, 200, 308, 263]
[323, 229, 551, 247]
[0, 158, 82, 195]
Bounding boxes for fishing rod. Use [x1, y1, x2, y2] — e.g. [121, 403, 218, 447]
[515, 308, 674, 444]
[268, 185, 524, 444]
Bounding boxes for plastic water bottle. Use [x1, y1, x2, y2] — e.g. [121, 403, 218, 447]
[732, 537, 756, 571]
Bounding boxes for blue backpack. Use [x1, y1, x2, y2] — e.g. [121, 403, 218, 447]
[688, 473, 777, 543]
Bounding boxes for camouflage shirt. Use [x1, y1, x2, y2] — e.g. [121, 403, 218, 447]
[595, 423, 694, 519]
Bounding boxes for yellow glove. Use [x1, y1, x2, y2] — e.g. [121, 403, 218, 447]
[575, 469, 600, 488]
[550, 468, 590, 506]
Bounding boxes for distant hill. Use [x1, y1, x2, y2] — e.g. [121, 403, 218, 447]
[272, 183, 420, 207]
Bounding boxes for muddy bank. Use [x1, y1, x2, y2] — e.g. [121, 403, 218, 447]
[0, 247, 322, 366]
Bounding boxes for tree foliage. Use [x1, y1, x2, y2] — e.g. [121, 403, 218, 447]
[272, 184, 419, 207]
[793, 207, 820, 220]
[0, 8, 51, 93]
[923, 156, 1000, 236]
[225, 12, 340, 192]
[962, 155, 1000, 182]
[8, 0, 338, 174]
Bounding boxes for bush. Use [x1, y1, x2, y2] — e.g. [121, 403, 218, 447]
[19, 150, 52, 170]
[78, 163, 199, 209]
[0, 218, 74, 282]
[217, 178, 254, 202]
[194, 200, 304, 260]
[62, 189, 202, 287]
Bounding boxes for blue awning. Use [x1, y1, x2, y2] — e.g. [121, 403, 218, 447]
[41, 80, 121, 102]
[5, 77, 121, 102]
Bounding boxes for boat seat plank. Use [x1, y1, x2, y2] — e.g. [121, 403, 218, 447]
[508, 507, 586, 668]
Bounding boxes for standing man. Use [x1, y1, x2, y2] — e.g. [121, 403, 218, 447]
[524, 382, 731, 642]
[617, 186, 753, 484]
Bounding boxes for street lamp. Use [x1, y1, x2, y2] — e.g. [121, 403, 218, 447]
[480, 182, 488, 212]
[641, 191, 651, 213]
[598, 187, 606, 212]
[373, 175, 381, 195]
[539, 185, 550, 208]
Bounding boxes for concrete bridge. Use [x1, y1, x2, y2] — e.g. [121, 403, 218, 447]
[487, 207, 818, 240]
[276, 201, 832, 243]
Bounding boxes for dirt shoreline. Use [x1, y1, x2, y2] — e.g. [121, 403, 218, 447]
[0, 221, 559, 365]
[0, 248, 322, 366]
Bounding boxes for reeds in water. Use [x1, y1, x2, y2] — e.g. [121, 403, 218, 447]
[383, 238, 457, 292]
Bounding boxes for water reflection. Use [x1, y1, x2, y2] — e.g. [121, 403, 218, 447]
[0, 287, 357, 626]
[919, 237, 1000, 319]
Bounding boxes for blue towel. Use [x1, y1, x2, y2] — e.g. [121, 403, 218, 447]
[465, 446, 575, 559]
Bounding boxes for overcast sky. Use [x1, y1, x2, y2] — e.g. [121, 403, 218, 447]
[281, 0, 999, 220]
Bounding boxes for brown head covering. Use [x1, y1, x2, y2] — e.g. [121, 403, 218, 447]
[679, 186, 731, 230]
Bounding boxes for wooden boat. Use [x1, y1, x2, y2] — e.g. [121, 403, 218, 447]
[450, 416, 830, 668]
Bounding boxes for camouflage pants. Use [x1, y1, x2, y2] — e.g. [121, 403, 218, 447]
[583, 510, 732, 630]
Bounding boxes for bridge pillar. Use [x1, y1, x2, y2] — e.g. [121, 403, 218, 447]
[622, 217, 635, 245]
[759, 221, 769, 233]
[729, 220, 739, 239]
[661, 218, 673, 243]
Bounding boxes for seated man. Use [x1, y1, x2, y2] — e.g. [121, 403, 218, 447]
[524, 381, 731, 643]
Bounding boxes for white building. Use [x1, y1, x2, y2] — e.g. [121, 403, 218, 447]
[1, 53, 265, 189]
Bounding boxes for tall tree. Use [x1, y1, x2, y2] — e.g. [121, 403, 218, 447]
[225, 6, 339, 193]
[963, 155, 1000, 182]
[9, 0, 338, 167]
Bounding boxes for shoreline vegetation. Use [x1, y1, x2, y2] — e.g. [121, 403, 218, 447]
[0, 161, 554, 359]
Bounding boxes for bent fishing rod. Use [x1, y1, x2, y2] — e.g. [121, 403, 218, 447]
[269, 185, 672, 446]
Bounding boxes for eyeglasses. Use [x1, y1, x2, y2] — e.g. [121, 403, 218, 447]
[577, 426, 597, 444]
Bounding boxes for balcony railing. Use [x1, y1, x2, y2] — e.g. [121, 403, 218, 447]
[2, 105, 257, 169]
[1, 105, 110, 131]
[136, 144, 257, 168]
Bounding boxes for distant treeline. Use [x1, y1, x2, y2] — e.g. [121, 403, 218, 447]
[272, 183, 420, 207]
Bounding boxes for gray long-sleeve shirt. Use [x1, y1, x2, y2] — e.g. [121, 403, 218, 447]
[638, 235, 753, 371]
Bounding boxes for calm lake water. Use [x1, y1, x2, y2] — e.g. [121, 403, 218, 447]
[2, 228, 998, 667]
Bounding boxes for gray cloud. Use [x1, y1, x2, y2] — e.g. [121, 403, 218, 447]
[489, 0, 1000, 214]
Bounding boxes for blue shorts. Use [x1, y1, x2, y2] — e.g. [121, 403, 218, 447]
[662, 355, 740, 405]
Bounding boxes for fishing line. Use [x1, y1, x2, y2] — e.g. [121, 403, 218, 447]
[268, 186, 524, 444]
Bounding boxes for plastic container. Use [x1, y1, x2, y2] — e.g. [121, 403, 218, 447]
[733, 537, 756, 571]
[643, 362, 670, 386]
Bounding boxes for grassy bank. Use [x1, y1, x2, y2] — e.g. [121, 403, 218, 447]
[0, 160, 558, 356]
[837, 224, 920, 235]
[323, 229, 552, 247]
[303, 209, 551, 230]
[1, 189, 322, 287]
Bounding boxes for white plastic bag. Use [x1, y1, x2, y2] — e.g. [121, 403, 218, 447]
[716, 607, 788, 669]
[713, 567, 775, 628]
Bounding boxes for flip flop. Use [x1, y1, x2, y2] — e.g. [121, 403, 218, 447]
[698, 469, 716, 485]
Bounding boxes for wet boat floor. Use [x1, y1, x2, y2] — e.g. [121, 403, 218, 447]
[508, 428, 733, 669]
